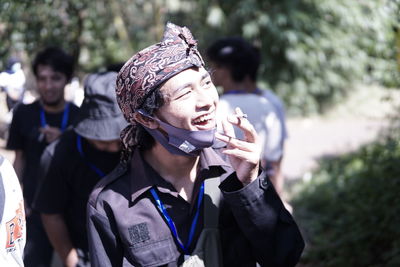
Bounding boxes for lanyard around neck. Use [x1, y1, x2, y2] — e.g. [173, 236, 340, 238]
[76, 134, 105, 178]
[150, 182, 204, 255]
[40, 102, 70, 132]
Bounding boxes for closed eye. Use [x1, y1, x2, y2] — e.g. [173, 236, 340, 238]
[202, 78, 213, 88]
[174, 89, 192, 100]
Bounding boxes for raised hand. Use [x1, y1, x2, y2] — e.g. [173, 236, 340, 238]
[215, 107, 261, 185]
[39, 125, 62, 143]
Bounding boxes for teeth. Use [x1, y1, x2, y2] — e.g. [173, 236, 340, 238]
[193, 114, 212, 124]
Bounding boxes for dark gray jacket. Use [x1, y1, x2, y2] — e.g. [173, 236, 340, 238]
[87, 148, 304, 267]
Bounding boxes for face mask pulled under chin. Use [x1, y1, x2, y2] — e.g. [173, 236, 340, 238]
[138, 110, 216, 156]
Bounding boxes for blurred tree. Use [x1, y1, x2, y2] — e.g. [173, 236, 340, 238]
[291, 124, 400, 266]
[0, 0, 398, 114]
[194, 0, 400, 114]
[0, 0, 161, 75]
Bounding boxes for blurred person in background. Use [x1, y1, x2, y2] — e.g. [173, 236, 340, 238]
[207, 37, 289, 203]
[6, 47, 80, 267]
[0, 57, 26, 112]
[34, 71, 126, 267]
[0, 155, 26, 267]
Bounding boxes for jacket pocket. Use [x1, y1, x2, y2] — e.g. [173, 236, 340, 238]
[128, 236, 179, 267]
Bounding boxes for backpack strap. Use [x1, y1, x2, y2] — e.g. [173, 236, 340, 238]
[203, 176, 221, 228]
[183, 176, 223, 267]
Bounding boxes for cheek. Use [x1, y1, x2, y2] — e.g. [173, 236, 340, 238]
[210, 87, 219, 103]
[171, 105, 192, 121]
[36, 81, 45, 90]
[158, 104, 192, 126]
[55, 81, 66, 91]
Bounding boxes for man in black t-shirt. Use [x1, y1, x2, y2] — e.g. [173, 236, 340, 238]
[34, 71, 126, 267]
[6, 47, 79, 267]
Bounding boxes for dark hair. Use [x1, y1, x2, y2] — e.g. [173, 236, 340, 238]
[206, 37, 260, 82]
[136, 87, 165, 150]
[106, 62, 125, 73]
[32, 47, 74, 81]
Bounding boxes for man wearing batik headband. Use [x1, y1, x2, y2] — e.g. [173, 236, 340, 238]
[87, 22, 304, 267]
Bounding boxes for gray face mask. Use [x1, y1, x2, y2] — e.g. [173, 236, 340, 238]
[138, 110, 216, 156]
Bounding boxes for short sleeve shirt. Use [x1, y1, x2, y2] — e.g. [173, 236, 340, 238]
[34, 129, 120, 251]
[217, 94, 283, 162]
[6, 100, 80, 207]
[261, 89, 288, 141]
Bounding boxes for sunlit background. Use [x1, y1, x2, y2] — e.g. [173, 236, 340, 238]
[1, 0, 399, 266]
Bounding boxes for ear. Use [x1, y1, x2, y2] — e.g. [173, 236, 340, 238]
[133, 112, 159, 129]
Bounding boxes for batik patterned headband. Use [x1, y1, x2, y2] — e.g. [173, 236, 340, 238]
[115, 22, 205, 159]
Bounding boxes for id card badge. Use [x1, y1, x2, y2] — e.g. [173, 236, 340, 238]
[181, 255, 204, 267]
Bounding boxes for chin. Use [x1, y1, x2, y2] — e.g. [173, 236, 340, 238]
[194, 122, 216, 131]
[42, 98, 64, 107]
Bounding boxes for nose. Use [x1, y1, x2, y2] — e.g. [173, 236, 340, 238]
[196, 86, 217, 110]
[43, 79, 53, 91]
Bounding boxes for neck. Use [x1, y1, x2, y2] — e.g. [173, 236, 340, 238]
[41, 99, 66, 113]
[223, 77, 257, 94]
[144, 142, 199, 202]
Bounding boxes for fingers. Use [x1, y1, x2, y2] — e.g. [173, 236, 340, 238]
[39, 126, 62, 143]
[216, 107, 259, 151]
[227, 107, 258, 143]
[215, 132, 253, 152]
[220, 113, 236, 141]
[222, 147, 259, 163]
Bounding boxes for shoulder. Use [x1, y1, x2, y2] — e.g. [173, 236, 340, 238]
[88, 161, 129, 208]
[221, 94, 267, 106]
[223, 94, 277, 116]
[67, 102, 80, 118]
[0, 155, 20, 191]
[261, 89, 285, 109]
[13, 101, 39, 116]
[218, 94, 261, 112]
[68, 102, 80, 112]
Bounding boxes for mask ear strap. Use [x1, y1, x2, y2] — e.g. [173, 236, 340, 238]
[137, 109, 151, 117]
[137, 109, 157, 122]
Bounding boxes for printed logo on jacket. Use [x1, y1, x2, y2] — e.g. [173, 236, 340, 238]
[5, 201, 25, 252]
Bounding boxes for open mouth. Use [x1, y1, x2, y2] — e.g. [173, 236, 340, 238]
[193, 113, 214, 128]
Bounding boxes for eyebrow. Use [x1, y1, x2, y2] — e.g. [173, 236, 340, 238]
[201, 72, 210, 80]
[170, 72, 211, 96]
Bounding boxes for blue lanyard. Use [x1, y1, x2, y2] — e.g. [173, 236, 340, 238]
[76, 134, 105, 178]
[150, 182, 204, 255]
[40, 103, 70, 132]
[224, 89, 243, 95]
[224, 88, 262, 95]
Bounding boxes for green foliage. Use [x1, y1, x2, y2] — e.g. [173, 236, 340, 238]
[0, 0, 399, 114]
[292, 130, 400, 266]
[0, 0, 161, 74]
[202, 0, 400, 114]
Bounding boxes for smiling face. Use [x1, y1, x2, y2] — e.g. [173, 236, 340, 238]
[36, 64, 68, 107]
[154, 67, 219, 131]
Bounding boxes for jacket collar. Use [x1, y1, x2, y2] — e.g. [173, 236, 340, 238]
[129, 147, 231, 203]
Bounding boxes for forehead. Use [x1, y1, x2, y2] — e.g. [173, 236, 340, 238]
[160, 67, 209, 93]
[36, 64, 65, 77]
